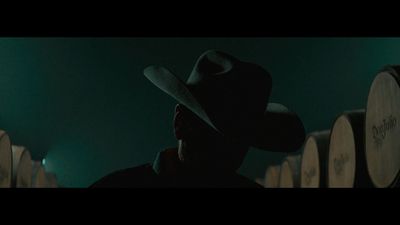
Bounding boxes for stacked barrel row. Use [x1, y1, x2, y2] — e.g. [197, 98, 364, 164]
[258, 65, 400, 188]
[0, 130, 58, 188]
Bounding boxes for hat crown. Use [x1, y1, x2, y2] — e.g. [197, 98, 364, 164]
[185, 50, 272, 140]
[188, 50, 237, 85]
[196, 50, 234, 73]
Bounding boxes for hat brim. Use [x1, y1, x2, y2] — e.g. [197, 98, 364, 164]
[144, 66, 305, 152]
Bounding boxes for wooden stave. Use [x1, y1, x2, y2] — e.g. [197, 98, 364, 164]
[301, 130, 331, 188]
[0, 130, 12, 188]
[329, 110, 373, 188]
[344, 110, 373, 187]
[280, 154, 301, 188]
[365, 66, 400, 187]
[12, 146, 32, 188]
[264, 165, 281, 188]
[32, 161, 47, 188]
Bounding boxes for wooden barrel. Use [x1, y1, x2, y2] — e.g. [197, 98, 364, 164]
[32, 161, 47, 188]
[0, 130, 12, 188]
[300, 130, 330, 188]
[12, 145, 32, 188]
[328, 110, 372, 187]
[279, 154, 301, 188]
[45, 172, 58, 188]
[365, 66, 400, 188]
[264, 165, 280, 188]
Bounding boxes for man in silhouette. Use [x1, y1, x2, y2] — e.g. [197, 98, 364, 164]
[91, 50, 305, 188]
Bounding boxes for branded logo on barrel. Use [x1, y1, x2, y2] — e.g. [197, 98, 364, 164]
[304, 167, 316, 185]
[372, 115, 397, 149]
[334, 153, 349, 176]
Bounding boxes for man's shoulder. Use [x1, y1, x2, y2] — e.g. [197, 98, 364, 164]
[90, 163, 158, 188]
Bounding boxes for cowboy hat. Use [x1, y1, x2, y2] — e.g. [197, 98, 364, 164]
[143, 50, 305, 151]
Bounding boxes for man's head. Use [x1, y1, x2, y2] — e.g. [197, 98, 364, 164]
[144, 50, 305, 170]
[173, 104, 249, 172]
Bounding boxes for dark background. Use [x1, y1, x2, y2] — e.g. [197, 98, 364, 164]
[0, 38, 394, 187]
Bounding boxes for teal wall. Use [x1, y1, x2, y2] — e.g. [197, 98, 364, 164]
[0, 38, 397, 187]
